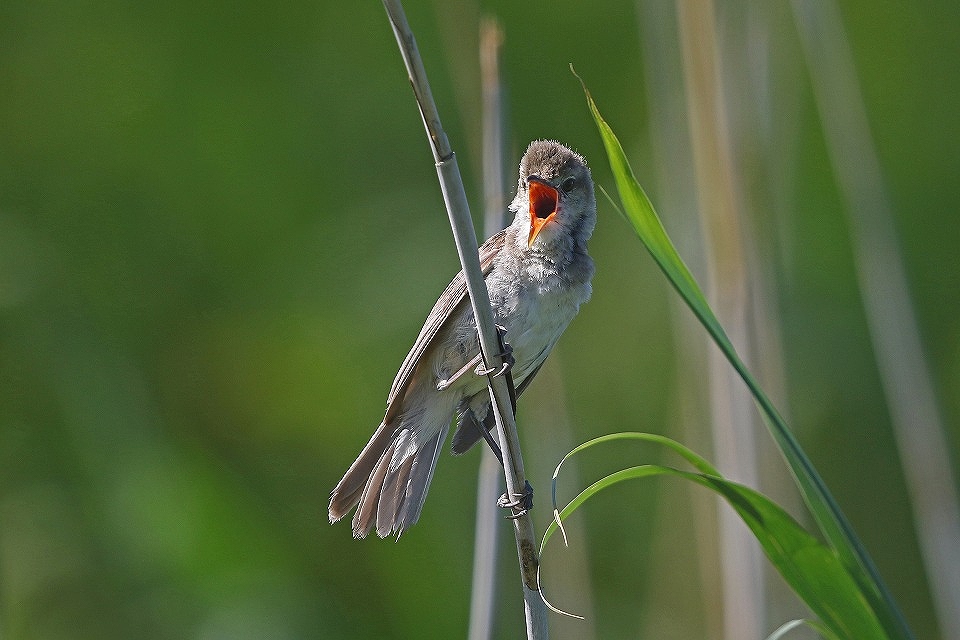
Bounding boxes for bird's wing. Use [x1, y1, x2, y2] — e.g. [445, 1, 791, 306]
[385, 228, 508, 421]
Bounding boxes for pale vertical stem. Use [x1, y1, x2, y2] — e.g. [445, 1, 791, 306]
[467, 18, 505, 640]
[380, 3, 548, 638]
[727, 5, 809, 625]
[675, 1, 766, 638]
[635, 2, 719, 636]
[480, 19, 505, 238]
[792, 3, 960, 638]
[429, 0, 482, 171]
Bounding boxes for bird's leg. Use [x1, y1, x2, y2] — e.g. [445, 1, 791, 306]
[474, 325, 518, 415]
[488, 326, 530, 516]
[436, 352, 484, 391]
[436, 326, 515, 392]
[477, 419, 504, 465]
[498, 481, 534, 519]
[475, 419, 533, 519]
[465, 324, 529, 517]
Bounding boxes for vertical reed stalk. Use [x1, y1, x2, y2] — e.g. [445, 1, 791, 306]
[467, 17, 506, 640]
[792, 3, 960, 638]
[675, 0, 766, 637]
[380, 2, 548, 637]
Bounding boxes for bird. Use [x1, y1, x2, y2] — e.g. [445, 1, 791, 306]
[329, 139, 596, 538]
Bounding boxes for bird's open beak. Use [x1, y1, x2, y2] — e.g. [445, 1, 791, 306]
[528, 176, 559, 247]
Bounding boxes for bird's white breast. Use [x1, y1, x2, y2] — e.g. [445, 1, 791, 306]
[488, 254, 592, 382]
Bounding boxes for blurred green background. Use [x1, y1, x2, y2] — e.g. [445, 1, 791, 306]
[1, 0, 957, 638]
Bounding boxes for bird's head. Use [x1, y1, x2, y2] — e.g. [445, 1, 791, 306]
[510, 140, 596, 251]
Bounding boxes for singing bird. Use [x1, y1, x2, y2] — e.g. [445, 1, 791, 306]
[329, 140, 596, 538]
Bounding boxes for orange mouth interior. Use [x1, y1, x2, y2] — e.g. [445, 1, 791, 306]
[528, 180, 558, 246]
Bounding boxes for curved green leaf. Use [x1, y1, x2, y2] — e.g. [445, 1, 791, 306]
[543, 433, 884, 640]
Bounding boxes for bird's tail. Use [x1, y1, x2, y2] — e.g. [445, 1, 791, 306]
[329, 419, 448, 538]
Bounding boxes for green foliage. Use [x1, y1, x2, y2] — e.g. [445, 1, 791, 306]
[1, 2, 953, 637]
[543, 433, 884, 640]
[566, 70, 914, 640]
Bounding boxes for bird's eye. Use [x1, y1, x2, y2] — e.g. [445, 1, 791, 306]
[560, 177, 576, 193]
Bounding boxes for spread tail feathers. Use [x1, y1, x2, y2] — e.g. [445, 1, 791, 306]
[328, 421, 448, 538]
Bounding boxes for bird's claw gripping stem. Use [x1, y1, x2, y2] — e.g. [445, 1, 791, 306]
[474, 346, 514, 377]
[498, 480, 534, 519]
[475, 324, 514, 377]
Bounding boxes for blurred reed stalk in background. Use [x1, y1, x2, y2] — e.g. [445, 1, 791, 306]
[637, 1, 952, 637]
[792, 3, 960, 639]
[637, 3, 724, 636]
[641, 2, 773, 634]
[468, 18, 505, 640]
[468, 20, 597, 640]
[675, 1, 766, 638]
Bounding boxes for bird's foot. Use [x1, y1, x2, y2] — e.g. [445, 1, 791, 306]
[498, 480, 534, 519]
[475, 325, 514, 378]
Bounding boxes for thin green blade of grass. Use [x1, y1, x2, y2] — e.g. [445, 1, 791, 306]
[542, 433, 885, 640]
[571, 68, 910, 640]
